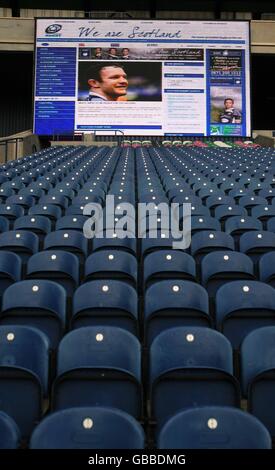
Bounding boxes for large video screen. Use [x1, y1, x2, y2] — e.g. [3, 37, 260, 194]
[34, 19, 251, 137]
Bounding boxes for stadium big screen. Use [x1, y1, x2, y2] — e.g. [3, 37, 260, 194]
[34, 19, 251, 137]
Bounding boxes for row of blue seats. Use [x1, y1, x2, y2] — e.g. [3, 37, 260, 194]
[1, 210, 275, 234]
[1, 150, 275, 201]
[0, 227, 274, 263]
[0, 406, 272, 449]
[1, 148, 273, 183]
[2, 185, 275, 202]
[1, 324, 275, 442]
[1, 248, 275, 291]
[1, 274, 275, 349]
[0, 210, 275, 241]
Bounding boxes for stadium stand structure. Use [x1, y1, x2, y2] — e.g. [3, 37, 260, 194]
[0, 144, 274, 448]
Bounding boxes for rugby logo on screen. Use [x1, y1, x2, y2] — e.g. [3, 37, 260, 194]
[45, 24, 62, 34]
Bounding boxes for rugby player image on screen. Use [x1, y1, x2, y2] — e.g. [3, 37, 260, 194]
[94, 47, 104, 59]
[84, 63, 128, 102]
[78, 61, 162, 102]
[210, 87, 242, 125]
[219, 98, 242, 124]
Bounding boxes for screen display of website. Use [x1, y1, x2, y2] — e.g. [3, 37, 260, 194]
[34, 19, 251, 137]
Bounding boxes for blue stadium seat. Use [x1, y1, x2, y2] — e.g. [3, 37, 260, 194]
[5, 195, 35, 213]
[18, 186, 45, 201]
[27, 251, 79, 298]
[138, 213, 169, 236]
[189, 204, 210, 217]
[215, 205, 247, 224]
[1, 180, 24, 193]
[72, 194, 104, 207]
[192, 181, 217, 195]
[52, 327, 141, 418]
[15, 174, 33, 185]
[191, 231, 235, 263]
[0, 187, 15, 203]
[239, 231, 275, 265]
[65, 204, 86, 216]
[28, 180, 52, 193]
[0, 216, 9, 233]
[170, 193, 201, 205]
[238, 196, 267, 215]
[258, 188, 275, 203]
[48, 187, 75, 203]
[93, 236, 137, 256]
[84, 251, 137, 286]
[225, 216, 262, 245]
[0, 280, 66, 349]
[247, 181, 269, 193]
[158, 407, 271, 449]
[197, 187, 220, 201]
[0, 325, 49, 438]
[0, 174, 9, 185]
[39, 194, 69, 211]
[227, 188, 252, 200]
[0, 411, 20, 449]
[138, 194, 168, 205]
[44, 230, 88, 266]
[216, 280, 275, 350]
[14, 215, 51, 245]
[141, 231, 178, 258]
[143, 250, 196, 287]
[150, 327, 240, 426]
[56, 215, 88, 232]
[259, 252, 275, 287]
[267, 217, 275, 232]
[0, 230, 39, 264]
[41, 174, 58, 185]
[77, 188, 105, 203]
[251, 205, 275, 229]
[241, 326, 275, 439]
[201, 251, 255, 299]
[0, 204, 24, 228]
[30, 407, 144, 449]
[72, 280, 138, 334]
[0, 251, 22, 301]
[29, 204, 62, 229]
[144, 280, 210, 344]
[190, 215, 220, 234]
[205, 195, 235, 214]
